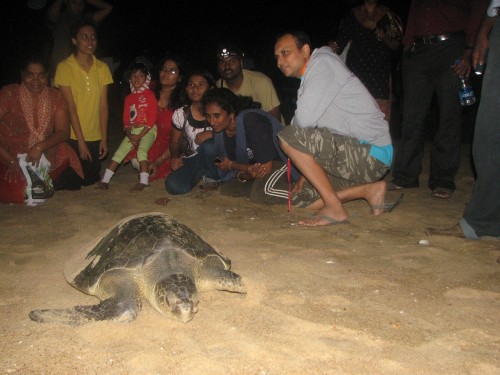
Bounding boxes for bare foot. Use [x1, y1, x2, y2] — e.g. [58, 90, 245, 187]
[129, 183, 148, 192]
[298, 207, 348, 227]
[95, 181, 109, 190]
[365, 181, 389, 216]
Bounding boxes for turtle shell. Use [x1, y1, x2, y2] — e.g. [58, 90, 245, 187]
[65, 213, 230, 291]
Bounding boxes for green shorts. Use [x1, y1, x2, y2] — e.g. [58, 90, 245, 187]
[278, 125, 389, 207]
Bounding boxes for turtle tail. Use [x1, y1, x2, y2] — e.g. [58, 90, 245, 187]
[29, 297, 142, 326]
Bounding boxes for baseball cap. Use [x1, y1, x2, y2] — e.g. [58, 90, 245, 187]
[217, 44, 244, 60]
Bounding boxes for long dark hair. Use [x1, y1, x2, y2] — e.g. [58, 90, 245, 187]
[201, 87, 259, 115]
[156, 53, 188, 110]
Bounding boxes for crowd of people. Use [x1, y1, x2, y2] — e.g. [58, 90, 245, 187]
[1, 0, 498, 239]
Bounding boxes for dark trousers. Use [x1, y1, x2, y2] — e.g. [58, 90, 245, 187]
[165, 138, 219, 195]
[68, 139, 102, 186]
[392, 37, 464, 191]
[463, 22, 500, 237]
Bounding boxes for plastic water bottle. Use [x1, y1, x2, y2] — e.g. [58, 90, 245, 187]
[458, 75, 476, 106]
[455, 59, 476, 106]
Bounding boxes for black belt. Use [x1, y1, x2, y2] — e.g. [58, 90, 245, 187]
[414, 31, 465, 45]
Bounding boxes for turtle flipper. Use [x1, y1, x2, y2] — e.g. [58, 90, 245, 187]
[201, 270, 246, 293]
[29, 296, 142, 326]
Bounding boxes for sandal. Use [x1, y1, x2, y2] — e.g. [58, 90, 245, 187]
[431, 188, 453, 199]
[387, 181, 418, 191]
[370, 193, 404, 214]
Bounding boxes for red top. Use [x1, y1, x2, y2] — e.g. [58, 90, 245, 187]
[403, 0, 490, 47]
[122, 89, 158, 129]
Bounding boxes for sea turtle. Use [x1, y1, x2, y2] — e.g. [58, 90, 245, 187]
[29, 212, 246, 325]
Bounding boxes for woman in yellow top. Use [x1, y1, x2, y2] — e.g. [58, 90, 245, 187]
[54, 19, 113, 186]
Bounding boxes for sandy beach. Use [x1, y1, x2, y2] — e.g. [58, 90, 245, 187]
[0, 85, 499, 375]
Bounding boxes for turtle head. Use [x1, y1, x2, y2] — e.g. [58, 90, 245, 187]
[154, 274, 199, 323]
[170, 295, 199, 323]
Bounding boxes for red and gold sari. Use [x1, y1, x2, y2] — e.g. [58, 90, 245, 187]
[0, 84, 83, 203]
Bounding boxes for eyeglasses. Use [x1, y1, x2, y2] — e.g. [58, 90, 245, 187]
[23, 71, 48, 80]
[160, 67, 179, 75]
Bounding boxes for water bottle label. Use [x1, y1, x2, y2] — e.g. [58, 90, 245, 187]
[459, 88, 476, 106]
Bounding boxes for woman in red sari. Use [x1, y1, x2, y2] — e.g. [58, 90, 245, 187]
[0, 56, 83, 204]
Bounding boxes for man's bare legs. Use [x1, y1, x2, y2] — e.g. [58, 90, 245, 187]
[280, 140, 348, 226]
[305, 181, 388, 216]
[280, 140, 391, 225]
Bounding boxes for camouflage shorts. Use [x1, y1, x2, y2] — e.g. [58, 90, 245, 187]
[278, 125, 389, 207]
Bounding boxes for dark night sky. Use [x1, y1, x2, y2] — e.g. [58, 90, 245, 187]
[2, 0, 410, 85]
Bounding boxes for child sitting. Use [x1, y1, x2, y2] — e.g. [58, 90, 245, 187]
[97, 63, 158, 191]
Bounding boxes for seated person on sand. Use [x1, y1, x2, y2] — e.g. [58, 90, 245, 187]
[274, 31, 402, 226]
[201, 87, 297, 204]
[165, 70, 220, 195]
[96, 63, 157, 192]
[0, 55, 84, 204]
[125, 54, 188, 184]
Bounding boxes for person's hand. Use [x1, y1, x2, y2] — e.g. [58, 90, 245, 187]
[148, 161, 158, 176]
[170, 157, 183, 171]
[452, 56, 471, 77]
[472, 35, 489, 70]
[194, 130, 212, 145]
[27, 144, 43, 166]
[99, 140, 108, 159]
[247, 163, 268, 179]
[375, 27, 386, 41]
[128, 134, 141, 147]
[216, 157, 232, 171]
[328, 40, 339, 54]
[78, 140, 92, 161]
[291, 175, 306, 194]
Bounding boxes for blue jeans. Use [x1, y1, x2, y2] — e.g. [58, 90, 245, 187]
[165, 138, 220, 195]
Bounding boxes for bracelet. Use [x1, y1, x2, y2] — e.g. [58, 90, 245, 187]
[237, 171, 247, 183]
[228, 161, 233, 170]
